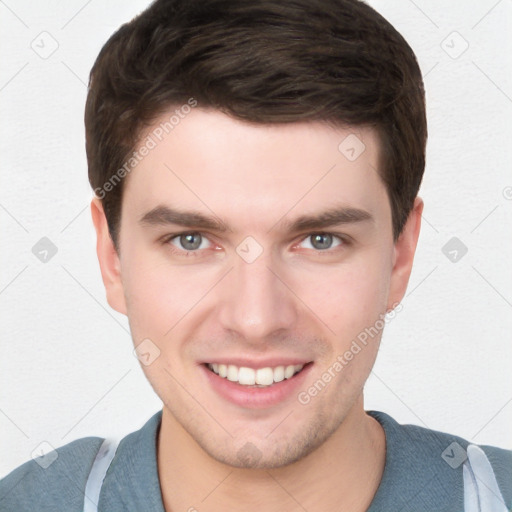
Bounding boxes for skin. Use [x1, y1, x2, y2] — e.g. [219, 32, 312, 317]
[91, 108, 423, 511]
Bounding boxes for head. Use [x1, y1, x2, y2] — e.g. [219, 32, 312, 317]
[87, 0, 426, 468]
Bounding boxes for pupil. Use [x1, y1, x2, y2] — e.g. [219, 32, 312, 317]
[181, 233, 201, 250]
[311, 233, 332, 250]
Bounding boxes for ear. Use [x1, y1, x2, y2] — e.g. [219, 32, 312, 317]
[90, 197, 127, 315]
[387, 196, 424, 310]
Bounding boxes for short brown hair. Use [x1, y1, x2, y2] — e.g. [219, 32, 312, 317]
[85, 0, 427, 248]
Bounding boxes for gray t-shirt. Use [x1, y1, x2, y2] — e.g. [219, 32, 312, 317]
[1, 410, 510, 511]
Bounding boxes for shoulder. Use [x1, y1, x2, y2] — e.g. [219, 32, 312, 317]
[0, 436, 103, 512]
[367, 410, 512, 511]
[392, 414, 512, 487]
[464, 442, 512, 511]
[0, 411, 164, 512]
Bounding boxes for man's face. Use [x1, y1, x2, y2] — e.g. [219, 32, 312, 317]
[96, 108, 418, 468]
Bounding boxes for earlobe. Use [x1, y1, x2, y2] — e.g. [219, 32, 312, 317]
[387, 197, 424, 311]
[90, 198, 127, 315]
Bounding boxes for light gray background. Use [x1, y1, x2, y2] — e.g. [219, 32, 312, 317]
[1, 0, 511, 478]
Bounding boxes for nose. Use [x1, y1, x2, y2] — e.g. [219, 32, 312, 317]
[218, 246, 298, 343]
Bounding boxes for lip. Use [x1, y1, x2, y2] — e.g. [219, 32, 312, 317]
[201, 361, 313, 409]
[201, 358, 311, 369]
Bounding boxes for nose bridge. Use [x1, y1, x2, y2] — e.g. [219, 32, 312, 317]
[218, 244, 297, 340]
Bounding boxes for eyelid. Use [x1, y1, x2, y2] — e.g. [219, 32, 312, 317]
[294, 232, 350, 250]
[161, 230, 351, 254]
[163, 231, 214, 250]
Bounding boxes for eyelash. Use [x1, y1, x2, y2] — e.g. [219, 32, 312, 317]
[161, 231, 351, 257]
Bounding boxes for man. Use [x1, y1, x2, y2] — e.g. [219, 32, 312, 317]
[1, 0, 510, 511]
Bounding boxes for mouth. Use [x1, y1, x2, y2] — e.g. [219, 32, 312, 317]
[205, 362, 307, 387]
[201, 361, 313, 409]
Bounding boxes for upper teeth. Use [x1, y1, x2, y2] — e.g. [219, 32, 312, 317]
[208, 363, 304, 386]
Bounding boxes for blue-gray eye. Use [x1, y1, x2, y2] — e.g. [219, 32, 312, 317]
[176, 233, 203, 250]
[300, 233, 344, 251]
[310, 233, 333, 250]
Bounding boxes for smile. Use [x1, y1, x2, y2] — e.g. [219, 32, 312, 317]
[206, 363, 305, 387]
[202, 360, 313, 408]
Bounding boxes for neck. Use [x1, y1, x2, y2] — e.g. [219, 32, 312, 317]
[157, 395, 385, 512]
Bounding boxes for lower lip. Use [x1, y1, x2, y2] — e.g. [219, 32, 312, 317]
[201, 363, 313, 409]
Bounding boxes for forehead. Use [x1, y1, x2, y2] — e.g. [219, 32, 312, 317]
[122, 108, 390, 233]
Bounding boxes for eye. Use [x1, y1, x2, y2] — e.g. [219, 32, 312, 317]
[167, 232, 212, 252]
[298, 233, 345, 251]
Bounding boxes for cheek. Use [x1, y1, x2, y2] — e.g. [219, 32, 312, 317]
[121, 245, 223, 347]
[301, 255, 391, 340]
[121, 235, 392, 345]
[121, 248, 187, 340]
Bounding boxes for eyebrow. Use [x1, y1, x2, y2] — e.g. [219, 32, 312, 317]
[139, 205, 374, 233]
[139, 206, 230, 232]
